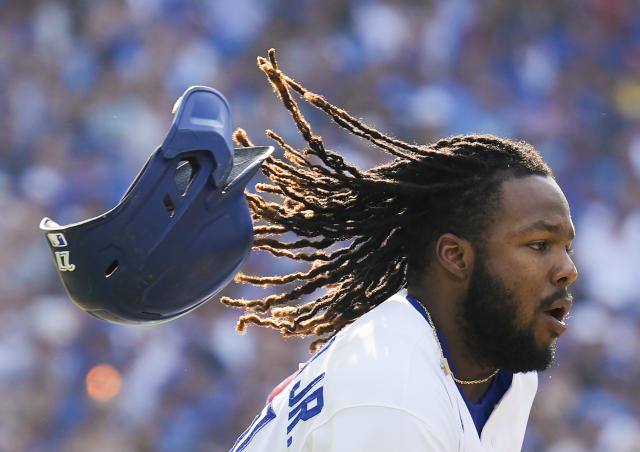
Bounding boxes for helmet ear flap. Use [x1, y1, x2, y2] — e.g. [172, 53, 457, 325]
[40, 86, 273, 325]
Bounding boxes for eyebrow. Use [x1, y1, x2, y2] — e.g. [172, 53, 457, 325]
[517, 220, 575, 240]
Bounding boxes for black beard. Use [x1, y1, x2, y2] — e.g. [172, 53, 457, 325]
[459, 251, 555, 373]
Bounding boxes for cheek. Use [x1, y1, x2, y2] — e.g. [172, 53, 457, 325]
[505, 279, 540, 322]
[491, 258, 543, 317]
[501, 272, 550, 343]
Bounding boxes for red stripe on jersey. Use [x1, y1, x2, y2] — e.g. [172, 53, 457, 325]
[267, 370, 299, 403]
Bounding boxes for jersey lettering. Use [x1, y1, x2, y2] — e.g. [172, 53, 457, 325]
[286, 373, 325, 447]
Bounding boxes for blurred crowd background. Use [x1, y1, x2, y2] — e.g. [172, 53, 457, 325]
[1, 0, 639, 450]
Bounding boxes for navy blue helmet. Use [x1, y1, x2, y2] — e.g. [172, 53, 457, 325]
[40, 86, 273, 324]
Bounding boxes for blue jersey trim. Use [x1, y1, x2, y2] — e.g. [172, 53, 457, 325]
[460, 370, 513, 435]
[406, 294, 513, 435]
[406, 294, 430, 324]
[230, 404, 276, 452]
[297, 334, 336, 375]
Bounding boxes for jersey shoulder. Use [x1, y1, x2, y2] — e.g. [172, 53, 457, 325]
[295, 292, 461, 425]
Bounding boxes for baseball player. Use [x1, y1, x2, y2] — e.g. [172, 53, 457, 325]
[224, 50, 577, 451]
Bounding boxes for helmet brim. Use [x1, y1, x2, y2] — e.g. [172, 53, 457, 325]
[223, 145, 273, 189]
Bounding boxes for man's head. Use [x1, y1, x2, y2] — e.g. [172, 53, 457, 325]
[401, 138, 577, 371]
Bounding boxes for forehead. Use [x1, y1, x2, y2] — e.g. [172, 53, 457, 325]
[488, 175, 574, 239]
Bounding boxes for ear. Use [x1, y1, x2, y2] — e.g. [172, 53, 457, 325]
[434, 233, 474, 281]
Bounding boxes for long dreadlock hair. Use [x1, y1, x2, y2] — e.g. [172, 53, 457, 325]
[221, 49, 553, 352]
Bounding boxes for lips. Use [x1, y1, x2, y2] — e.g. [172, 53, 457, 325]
[542, 297, 572, 336]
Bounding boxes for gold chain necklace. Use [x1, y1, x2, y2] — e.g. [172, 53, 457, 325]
[423, 307, 499, 385]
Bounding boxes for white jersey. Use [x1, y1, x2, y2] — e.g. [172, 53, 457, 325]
[231, 291, 538, 452]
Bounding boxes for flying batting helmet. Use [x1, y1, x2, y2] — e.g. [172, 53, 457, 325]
[40, 86, 273, 324]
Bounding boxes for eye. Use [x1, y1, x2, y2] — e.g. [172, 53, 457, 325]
[566, 245, 575, 255]
[528, 241, 548, 252]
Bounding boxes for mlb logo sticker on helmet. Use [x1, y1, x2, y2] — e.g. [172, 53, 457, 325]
[47, 232, 68, 247]
[39, 86, 273, 324]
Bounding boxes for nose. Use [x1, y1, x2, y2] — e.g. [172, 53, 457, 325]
[554, 252, 578, 287]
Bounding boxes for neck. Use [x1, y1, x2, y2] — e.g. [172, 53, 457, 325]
[408, 290, 498, 403]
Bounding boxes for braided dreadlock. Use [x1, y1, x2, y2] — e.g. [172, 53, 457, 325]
[221, 49, 553, 352]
